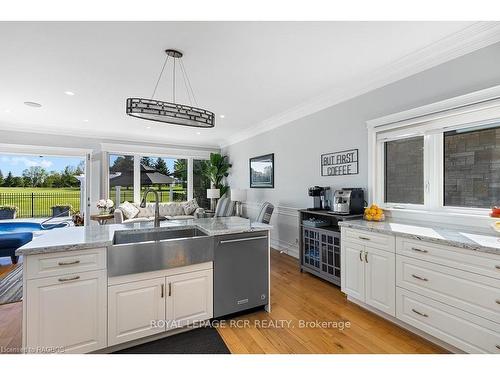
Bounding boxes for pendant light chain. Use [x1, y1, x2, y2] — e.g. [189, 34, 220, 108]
[173, 57, 176, 103]
[150, 55, 169, 100]
[179, 59, 198, 107]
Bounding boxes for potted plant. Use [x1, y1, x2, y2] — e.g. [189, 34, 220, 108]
[202, 153, 232, 197]
[0, 205, 18, 220]
[51, 204, 73, 217]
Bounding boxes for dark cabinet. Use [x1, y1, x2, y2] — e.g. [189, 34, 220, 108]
[302, 227, 340, 285]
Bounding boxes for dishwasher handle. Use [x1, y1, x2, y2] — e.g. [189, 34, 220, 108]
[219, 235, 268, 244]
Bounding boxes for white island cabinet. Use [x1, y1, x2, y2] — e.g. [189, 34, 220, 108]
[24, 248, 107, 354]
[340, 223, 500, 354]
[107, 263, 213, 347]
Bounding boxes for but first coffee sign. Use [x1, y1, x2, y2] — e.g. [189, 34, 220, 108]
[321, 149, 359, 176]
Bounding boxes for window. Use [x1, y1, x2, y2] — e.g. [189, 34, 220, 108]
[384, 136, 424, 205]
[109, 154, 134, 204]
[369, 87, 500, 217]
[444, 125, 500, 208]
[140, 157, 187, 203]
[193, 159, 211, 209]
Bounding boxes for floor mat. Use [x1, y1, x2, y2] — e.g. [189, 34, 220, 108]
[0, 264, 23, 305]
[112, 327, 231, 354]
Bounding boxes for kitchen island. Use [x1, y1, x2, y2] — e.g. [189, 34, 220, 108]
[17, 217, 271, 354]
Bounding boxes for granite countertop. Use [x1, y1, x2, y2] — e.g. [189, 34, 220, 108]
[17, 216, 271, 256]
[339, 219, 500, 255]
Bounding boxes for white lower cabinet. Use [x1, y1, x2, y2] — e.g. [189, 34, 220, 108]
[341, 229, 396, 316]
[342, 227, 500, 353]
[166, 269, 213, 329]
[108, 277, 166, 346]
[108, 267, 213, 347]
[26, 269, 107, 354]
[364, 246, 396, 315]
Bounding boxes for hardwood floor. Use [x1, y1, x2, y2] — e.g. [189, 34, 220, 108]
[0, 251, 445, 354]
[216, 250, 446, 354]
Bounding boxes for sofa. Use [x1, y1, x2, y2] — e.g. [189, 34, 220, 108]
[114, 201, 205, 224]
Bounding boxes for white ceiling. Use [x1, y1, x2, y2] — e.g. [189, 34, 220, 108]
[0, 21, 493, 148]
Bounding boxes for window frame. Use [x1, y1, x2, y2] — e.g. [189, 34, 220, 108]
[101, 143, 212, 205]
[368, 85, 500, 220]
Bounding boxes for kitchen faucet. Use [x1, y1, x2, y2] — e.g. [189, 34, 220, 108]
[140, 188, 161, 227]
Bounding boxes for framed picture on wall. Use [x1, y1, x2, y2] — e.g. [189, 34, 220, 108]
[250, 153, 274, 188]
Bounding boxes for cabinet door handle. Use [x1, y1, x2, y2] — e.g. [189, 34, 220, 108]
[412, 274, 428, 282]
[358, 236, 370, 241]
[359, 251, 363, 262]
[412, 308, 428, 318]
[364, 251, 368, 263]
[58, 260, 80, 266]
[496, 345, 500, 350]
[58, 275, 80, 282]
[168, 282, 172, 297]
[411, 247, 428, 254]
[161, 284, 164, 298]
[496, 265, 500, 270]
[220, 235, 268, 244]
[496, 299, 500, 305]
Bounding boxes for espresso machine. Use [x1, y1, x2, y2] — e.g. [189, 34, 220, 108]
[308, 186, 331, 210]
[331, 188, 365, 215]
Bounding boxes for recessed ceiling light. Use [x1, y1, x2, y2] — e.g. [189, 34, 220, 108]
[64, 91, 75, 96]
[4, 109, 10, 113]
[146, 126, 151, 129]
[196, 132, 201, 135]
[24, 101, 42, 108]
[83, 119, 89, 122]
[219, 114, 225, 119]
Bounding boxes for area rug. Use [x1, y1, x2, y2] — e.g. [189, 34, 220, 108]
[112, 327, 231, 354]
[0, 264, 23, 305]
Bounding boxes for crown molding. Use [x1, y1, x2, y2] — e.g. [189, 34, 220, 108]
[221, 21, 500, 148]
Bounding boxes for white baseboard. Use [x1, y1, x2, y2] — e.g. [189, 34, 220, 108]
[270, 238, 299, 259]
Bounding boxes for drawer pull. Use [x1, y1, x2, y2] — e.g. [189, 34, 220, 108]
[359, 251, 363, 262]
[496, 299, 500, 305]
[412, 308, 428, 318]
[496, 345, 500, 350]
[58, 260, 80, 266]
[496, 265, 500, 270]
[411, 247, 428, 254]
[411, 274, 428, 282]
[359, 236, 371, 241]
[58, 275, 80, 282]
[219, 235, 268, 244]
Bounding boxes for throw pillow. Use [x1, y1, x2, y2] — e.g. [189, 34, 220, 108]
[119, 201, 140, 219]
[182, 199, 199, 215]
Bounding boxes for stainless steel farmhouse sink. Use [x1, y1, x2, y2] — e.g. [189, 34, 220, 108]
[107, 227, 213, 277]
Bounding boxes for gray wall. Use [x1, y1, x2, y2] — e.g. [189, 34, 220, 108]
[223, 42, 500, 256]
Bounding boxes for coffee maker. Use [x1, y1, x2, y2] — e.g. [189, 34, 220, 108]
[308, 186, 330, 210]
[331, 188, 365, 215]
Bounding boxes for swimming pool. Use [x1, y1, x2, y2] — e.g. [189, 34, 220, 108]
[0, 221, 69, 263]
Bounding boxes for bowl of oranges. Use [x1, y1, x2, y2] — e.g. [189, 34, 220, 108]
[364, 204, 384, 222]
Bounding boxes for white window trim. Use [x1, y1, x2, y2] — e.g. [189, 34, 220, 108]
[367, 84, 500, 224]
[101, 143, 213, 204]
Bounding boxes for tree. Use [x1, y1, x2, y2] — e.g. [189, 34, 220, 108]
[12, 176, 24, 187]
[22, 166, 48, 187]
[173, 159, 187, 182]
[154, 157, 170, 176]
[141, 157, 153, 167]
[110, 155, 134, 173]
[0, 169, 3, 186]
[3, 171, 14, 187]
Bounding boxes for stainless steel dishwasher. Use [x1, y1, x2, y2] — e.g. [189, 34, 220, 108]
[213, 231, 269, 318]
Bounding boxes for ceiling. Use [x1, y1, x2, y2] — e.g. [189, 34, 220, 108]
[0, 21, 492, 148]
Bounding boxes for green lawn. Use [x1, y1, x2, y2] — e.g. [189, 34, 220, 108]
[0, 187, 81, 218]
[0, 186, 188, 218]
